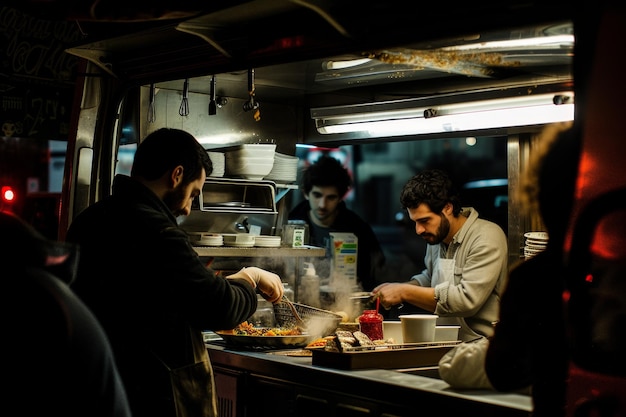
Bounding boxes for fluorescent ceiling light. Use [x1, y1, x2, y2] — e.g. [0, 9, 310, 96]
[444, 35, 574, 51]
[313, 92, 574, 137]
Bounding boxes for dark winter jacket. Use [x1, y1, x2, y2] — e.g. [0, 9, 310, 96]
[67, 174, 258, 417]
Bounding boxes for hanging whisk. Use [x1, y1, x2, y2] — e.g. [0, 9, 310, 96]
[179, 78, 189, 116]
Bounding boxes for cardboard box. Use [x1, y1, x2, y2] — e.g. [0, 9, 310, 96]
[329, 232, 358, 286]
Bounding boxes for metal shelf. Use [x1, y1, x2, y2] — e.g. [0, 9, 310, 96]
[193, 245, 325, 258]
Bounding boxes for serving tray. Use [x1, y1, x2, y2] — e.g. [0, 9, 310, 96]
[311, 342, 460, 370]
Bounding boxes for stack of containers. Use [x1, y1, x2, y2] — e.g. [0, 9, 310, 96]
[523, 231, 549, 259]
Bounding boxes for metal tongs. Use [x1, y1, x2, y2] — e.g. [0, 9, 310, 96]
[281, 295, 305, 327]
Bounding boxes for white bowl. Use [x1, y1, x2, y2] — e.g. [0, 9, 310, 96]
[399, 314, 438, 343]
[383, 321, 403, 344]
[229, 144, 276, 159]
[226, 160, 275, 179]
[434, 325, 460, 342]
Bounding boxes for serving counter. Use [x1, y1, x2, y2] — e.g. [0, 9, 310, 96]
[206, 342, 532, 417]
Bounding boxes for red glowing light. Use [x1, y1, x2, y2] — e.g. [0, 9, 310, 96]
[1, 186, 16, 203]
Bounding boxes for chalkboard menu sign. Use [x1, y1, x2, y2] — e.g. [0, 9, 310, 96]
[1, 6, 82, 141]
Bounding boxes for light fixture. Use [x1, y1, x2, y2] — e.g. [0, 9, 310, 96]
[443, 34, 574, 51]
[311, 89, 574, 137]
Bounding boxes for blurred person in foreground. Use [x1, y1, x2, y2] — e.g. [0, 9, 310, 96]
[66, 128, 284, 417]
[485, 123, 579, 416]
[1, 210, 131, 417]
[372, 169, 508, 342]
[289, 154, 385, 292]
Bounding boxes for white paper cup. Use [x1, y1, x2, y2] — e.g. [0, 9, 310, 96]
[399, 314, 438, 343]
[434, 325, 460, 342]
[382, 321, 403, 344]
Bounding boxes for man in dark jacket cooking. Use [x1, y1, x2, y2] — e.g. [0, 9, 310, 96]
[66, 128, 284, 417]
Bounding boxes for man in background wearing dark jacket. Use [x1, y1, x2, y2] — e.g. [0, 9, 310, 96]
[289, 155, 385, 293]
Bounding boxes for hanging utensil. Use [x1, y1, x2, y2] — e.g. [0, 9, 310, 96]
[147, 83, 156, 123]
[208, 75, 217, 115]
[242, 68, 260, 121]
[179, 78, 189, 116]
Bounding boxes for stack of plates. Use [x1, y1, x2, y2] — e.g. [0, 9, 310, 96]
[254, 235, 282, 248]
[264, 152, 299, 183]
[189, 232, 224, 246]
[222, 233, 256, 247]
[523, 231, 549, 259]
[207, 151, 225, 177]
[225, 144, 276, 180]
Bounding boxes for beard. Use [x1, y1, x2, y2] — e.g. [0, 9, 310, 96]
[420, 214, 450, 245]
[162, 184, 187, 217]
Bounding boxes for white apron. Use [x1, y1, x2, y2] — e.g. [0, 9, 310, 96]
[432, 246, 482, 341]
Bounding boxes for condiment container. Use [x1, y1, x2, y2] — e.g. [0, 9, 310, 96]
[283, 220, 308, 247]
[299, 262, 321, 307]
[358, 309, 384, 341]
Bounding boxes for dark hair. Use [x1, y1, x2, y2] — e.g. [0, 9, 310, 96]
[301, 155, 352, 196]
[521, 123, 580, 246]
[131, 128, 212, 183]
[400, 169, 462, 216]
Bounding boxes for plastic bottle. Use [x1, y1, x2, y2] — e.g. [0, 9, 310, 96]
[358, 309, 384, 341]
[299, 262, 321, 308]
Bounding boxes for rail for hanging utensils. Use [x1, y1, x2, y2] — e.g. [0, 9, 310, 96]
[179, 78, 189, 116]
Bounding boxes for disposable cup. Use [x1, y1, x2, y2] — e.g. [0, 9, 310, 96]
[399, 314, 438, 343]
[382, 321, 403, 344]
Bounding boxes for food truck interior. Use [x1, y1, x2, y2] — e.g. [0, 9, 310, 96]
[45, 2, 575, 272]
[3, 1, 625, 416]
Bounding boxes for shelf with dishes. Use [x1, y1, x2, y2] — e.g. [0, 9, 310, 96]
[206, 144, 299, 185]
[193, 245, 325, 258]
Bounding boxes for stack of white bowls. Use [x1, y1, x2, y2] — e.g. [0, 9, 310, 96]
[254, 235, 282, 248]
[207, 151, 225, 177]
[264, 152, 299, 183]
[523, 231, 549, 259]
[225, 144, 276, 180]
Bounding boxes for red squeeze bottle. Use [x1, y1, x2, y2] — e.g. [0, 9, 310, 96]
[358, 310, 384, 341]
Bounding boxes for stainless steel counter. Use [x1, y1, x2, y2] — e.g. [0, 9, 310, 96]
[206, 342, 532, 417]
